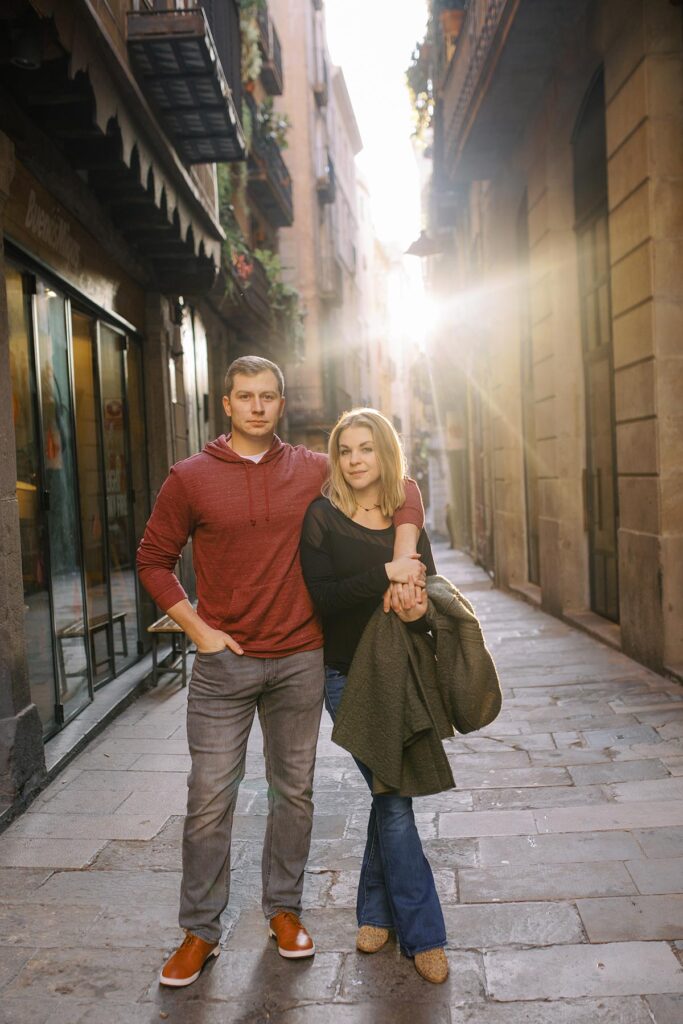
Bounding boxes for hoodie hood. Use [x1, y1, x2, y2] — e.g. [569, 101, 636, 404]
[203, 433, 286, 464]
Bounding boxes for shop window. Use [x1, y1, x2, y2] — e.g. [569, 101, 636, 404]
[7, 256, 151, 738]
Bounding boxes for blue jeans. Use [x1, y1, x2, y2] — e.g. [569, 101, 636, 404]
[324, 666, 446, 956]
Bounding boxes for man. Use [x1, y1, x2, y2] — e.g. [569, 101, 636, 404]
[137, 356, 425, 987]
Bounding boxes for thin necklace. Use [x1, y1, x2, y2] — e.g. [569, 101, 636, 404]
[356, 501, 380, 512]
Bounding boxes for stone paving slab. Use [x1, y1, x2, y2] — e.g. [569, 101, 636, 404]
[632, 826, 683, 858]
[7, 812, 170, 841]
[449, 997, 657, 1024]
[534, 800, 683, 833]
[478, 830, 643, 865]
[22, 868, 182, 905]
[0, 948, 36, 991]
[338, 949, 485, 1005]
[274, 1005, 453, 1024]
[459, 861, 637, 903]
[26, 788, 132, 815]
[472, 784, 607, 810]
[4, 946, 166, 1004]
[646, 993, 683, 1024]
[439, 809, 537, 838]
[626, 857, 683, 894]
[453, 766, 572, 789]
[443, 900, 584, 947]
[0, 903, 109, 948]
[567, 759, 669, 785]
[0, 868, 52, 899]
[606, 777, 683, 802]
[484, 941, 683, 1000]
[576, 895, 683, 941]
[149, 949, 344, 1007]
[0, 838, 106, 869]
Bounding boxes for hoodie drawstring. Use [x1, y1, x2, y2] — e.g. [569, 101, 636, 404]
[243, 462, 257, 526]
[242, 460, 270, 526]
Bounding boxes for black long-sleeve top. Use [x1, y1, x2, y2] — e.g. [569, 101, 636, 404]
[300, 497, 436, 673]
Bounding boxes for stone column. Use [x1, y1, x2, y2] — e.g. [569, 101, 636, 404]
[0, 131, 46, 814]
[604, 0, 683, 670]
[645, 1, 683, 675]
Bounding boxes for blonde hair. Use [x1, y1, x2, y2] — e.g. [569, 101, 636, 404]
[324, 408, 407, 518]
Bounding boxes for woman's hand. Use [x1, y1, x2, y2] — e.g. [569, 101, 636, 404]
[384, 553, 425, 585]
[395, 585, 428, 623]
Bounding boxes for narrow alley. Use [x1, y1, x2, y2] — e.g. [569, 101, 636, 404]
[0, 543, 681, 1023]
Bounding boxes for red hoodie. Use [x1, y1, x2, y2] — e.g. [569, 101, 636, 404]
[136, 434, 424, 658]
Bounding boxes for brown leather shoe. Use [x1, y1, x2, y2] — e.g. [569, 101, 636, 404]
[269, 911, 315, 959]
[159, 932, 219, 987]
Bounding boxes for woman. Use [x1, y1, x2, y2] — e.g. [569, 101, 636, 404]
[300, 408, 448, 984]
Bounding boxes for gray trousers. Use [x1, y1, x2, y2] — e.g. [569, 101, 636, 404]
[179, 646, 325, 944]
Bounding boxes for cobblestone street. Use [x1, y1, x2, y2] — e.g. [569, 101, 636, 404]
[1, 543, 682, 1023]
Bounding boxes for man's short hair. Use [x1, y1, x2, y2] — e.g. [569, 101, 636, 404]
[224, 356, 285, 396]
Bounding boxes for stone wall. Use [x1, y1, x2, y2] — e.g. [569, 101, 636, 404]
[437, 0, 683, 675]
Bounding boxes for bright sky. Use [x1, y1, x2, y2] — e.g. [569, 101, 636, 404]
[324, 0, 428, 251]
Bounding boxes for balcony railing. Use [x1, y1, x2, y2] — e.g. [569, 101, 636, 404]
[441, 0, 508, 170]
[313, 58, 328, 107]
[226, 253, 271, 331]
[257, 3, 284, 95]
[245, 94, 294, 227]
[316, 150, 336, 205]
[127, 6, 246, 164]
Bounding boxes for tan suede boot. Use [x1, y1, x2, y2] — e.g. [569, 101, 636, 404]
[356, 925, 390, 953]
[414, 947, 449, 984]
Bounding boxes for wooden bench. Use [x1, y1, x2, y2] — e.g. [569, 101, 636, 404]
[57, 610, 127, 680]
[147, 614, 192, 688]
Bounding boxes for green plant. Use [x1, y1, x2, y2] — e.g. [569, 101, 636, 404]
[217, 165, 252, 300]
[254, 247, 305, 355]
[406, 38, 434, 139]
[239, 2, 262, 85]
[256, 97, 291, 150]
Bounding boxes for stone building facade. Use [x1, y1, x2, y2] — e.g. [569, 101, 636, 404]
[270, 0, 370, 448]
[425, 0, 683, 676]
[0, 0, 294, 816]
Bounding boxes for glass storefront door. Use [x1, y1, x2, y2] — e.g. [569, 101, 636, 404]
[7, 256, 150, 737]
[98, 324, 140, 674]
[34, 281, 92, 722]
[73, 310, 111, 684]
[7, 267, 59, 735]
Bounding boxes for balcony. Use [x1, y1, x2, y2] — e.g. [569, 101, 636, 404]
[127, 6, 246, 164]
[313, 59, 328, 108]
[257, 4, 284, 96]
[316, 151, 336, 205]
[241, 255, 271, 327]
[319, 252, 343, 306]
[0, 5, 222, 293]
[244, 95, 293, 227]
[440, 0, 581, 183]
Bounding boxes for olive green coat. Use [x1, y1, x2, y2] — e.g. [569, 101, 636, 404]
[331, 575, 502, 797]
